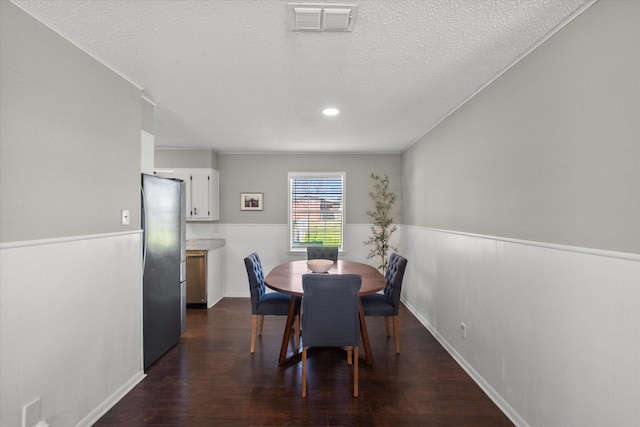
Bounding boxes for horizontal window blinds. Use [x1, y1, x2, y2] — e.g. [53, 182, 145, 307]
[290, 174, 344, 249]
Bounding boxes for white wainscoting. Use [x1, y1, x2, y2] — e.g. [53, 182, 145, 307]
[400, 225, 640, 427]
[0, 232, 145, 427]
[185, 221, 639, 426]
[185, 223, 402, 297]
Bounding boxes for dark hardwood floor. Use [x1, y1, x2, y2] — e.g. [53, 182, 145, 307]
[96, 298, 513, 426]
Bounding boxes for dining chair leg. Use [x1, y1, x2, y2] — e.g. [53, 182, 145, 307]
[301, 347, 308, 398]
[294, 314, 300, 352]
[393, 315, 400, 354]
[353, 346, 359, 397]
[384, 316, 391, 337]
[358, 302, 374, 366]
[258, 315, 265, 336]
[347, 346, 353, 365]
[250, 314, 258, 353]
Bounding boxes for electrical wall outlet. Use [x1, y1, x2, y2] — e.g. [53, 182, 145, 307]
[460, 322, 467, 339]
[22, 397, 40, 427]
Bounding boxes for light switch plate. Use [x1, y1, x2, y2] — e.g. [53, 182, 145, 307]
[121, 209, 130, 225]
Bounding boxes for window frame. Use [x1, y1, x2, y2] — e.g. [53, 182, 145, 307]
[288, 172, 346, 252]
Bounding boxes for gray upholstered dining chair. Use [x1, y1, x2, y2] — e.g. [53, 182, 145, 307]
[301, 273, 361, 398]
[360, 253, 408, 354]
[244, 252, 300, 354]
[306, 246, 339, 262]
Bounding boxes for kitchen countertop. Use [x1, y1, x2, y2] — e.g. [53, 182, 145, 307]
[186, 238, 225, 250]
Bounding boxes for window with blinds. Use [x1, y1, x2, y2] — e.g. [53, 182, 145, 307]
[288, 172, 345, 251]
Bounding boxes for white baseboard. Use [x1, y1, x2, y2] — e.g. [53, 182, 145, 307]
[401, 298, 528, 427]
[75, 371, 146, 427]
[224, 292, 250, 298]
[207, 295, 224, 308]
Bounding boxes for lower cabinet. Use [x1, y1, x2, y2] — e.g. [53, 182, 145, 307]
[206, 248, 223, 307]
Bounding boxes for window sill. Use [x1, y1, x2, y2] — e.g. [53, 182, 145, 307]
[286, 250, 348, 257]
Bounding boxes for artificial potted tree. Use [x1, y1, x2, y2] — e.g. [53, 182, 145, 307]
[364, 173, 398, 272]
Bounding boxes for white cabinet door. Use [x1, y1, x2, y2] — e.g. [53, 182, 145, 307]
[154, 169, 193, 218]
[173, 171, 192, 219]
[154, 168, 219, 221]
[190, 171, 211, 220]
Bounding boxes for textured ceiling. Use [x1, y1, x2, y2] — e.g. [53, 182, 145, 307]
[12, 0, 593, 153]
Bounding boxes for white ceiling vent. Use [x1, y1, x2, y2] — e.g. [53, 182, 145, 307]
[293, 7, 322, 30]
[289, 3, 358, 32]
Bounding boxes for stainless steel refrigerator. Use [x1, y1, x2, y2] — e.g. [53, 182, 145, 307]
[141, 174, 186, 370]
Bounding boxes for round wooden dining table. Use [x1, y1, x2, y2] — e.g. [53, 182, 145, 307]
[265, 260, 387, 366]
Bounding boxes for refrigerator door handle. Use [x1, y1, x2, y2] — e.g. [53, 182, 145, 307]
[141, 185, 148, 271]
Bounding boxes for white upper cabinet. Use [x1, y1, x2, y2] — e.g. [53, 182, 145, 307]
[154, 168, 219, 221]
[190, 170, 211, 219]
[208, 169, 220, 220]
[141, 131, 155, 174]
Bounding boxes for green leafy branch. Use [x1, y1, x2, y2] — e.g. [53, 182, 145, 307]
[364, 173, 397, 272]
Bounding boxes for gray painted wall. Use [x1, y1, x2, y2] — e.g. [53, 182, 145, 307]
[218, 153, 402, 224]
[155, 148, 219, 169]
[0, 1, 142, 243]
[402, 0, 640, 254]
[1, 3, 144, 426]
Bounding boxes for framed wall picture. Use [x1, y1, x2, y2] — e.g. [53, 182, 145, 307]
[240, 192, 263, 211]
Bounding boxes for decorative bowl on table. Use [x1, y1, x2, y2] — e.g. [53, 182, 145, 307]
[307, 259, 334, 273]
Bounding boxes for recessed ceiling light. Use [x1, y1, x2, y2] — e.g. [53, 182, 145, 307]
[322, 107, 340, 116]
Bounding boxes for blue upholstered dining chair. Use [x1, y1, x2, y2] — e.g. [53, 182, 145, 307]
[360, 253, 408, 354]
[301, 273, 362, 398]
[244, 253, 300, 354]
[306, 246, 339, 262]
